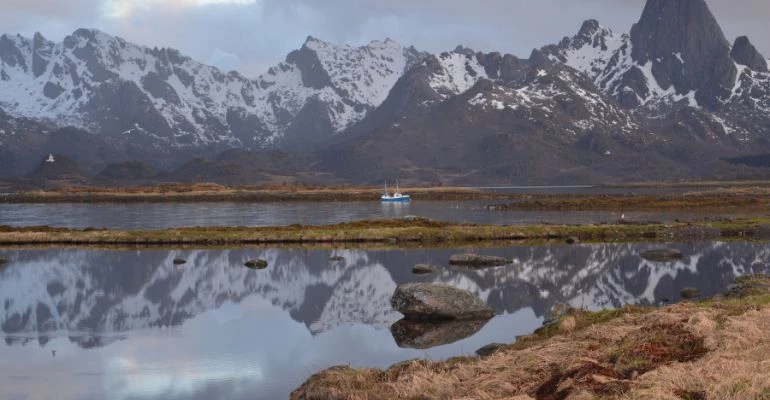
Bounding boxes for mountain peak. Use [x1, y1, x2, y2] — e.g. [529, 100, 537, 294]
[303, 35, 322, 45]
[731, 36, 768, 72]
[577, 19, 601, 38]
[71, 28, 111, 41]
[629, 0, 736, 109]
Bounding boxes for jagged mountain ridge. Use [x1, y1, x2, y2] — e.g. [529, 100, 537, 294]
[3, 0, 770, 183]
[320, 0, 770, 184]
[0, 29, 425, 151]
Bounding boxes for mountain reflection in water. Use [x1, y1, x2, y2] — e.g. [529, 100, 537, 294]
[1, 242, 769, 399]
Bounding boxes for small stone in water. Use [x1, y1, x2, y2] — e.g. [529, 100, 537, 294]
[245, 259, 268, 269]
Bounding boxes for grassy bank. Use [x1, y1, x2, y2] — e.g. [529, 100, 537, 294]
[2, 217, 770, 246]
[492, 187, 770, 211]
[292, 275, 770, 400]
[2, 183, 510, 203]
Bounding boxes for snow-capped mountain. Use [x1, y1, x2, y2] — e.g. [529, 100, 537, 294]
[319, 0, 770, 184]
[543, 1, 768, 113]
[0, 29, 424, 151]
[4, 0, 770, 184]
[2, 243, 768, 348]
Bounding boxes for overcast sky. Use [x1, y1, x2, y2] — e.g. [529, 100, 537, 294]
[2, 0, 769, 77]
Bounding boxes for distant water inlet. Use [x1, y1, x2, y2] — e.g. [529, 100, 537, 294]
[1, 242, 769, 399]
[0, 200, 738, 229]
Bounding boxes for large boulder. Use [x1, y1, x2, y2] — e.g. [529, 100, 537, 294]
[390, 283, 494, 321]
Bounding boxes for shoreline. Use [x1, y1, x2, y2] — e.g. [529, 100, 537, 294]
[292, 275, 770, 400]
[488, 187, 770, 211]
[0, 184, 514, 203]
[1, 217, 770, 247]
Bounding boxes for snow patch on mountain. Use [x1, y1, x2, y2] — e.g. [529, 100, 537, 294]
[0, 30, 425, 147]
[429, 52, 488, 98]
[549, 23, 701, 111]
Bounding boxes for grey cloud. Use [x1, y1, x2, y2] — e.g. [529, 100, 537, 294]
[0, 0, 768, 77]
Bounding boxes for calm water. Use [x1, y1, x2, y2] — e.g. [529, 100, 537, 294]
[0, 201, 739, 229]
[1, 242, 769, 399]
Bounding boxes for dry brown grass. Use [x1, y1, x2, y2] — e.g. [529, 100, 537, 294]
[7, 183, 503, 203]
[3, 217, 770, 246]
[292, 281, 770, 400]
[493, 187, 770, 212]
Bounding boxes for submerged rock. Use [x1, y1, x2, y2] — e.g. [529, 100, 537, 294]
[0, 258, 7, 265]
[640, 248, 683, 262]
[448, 254, 511, 268]
[172, 258, 186, 265]
[390, 318, 490, 349]
[329, 255, 345, 262]
[412, 264, 436, 274]
[391, 283, 494, 321]
[681, 287, 701, 299]
[244, 259, 268, 269]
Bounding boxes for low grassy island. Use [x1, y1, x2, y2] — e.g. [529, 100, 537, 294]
[490, 187, 770, 212]
[2, 183, 510, 203]
[2, 217, 770, 246]
[291, 275, 770, 400]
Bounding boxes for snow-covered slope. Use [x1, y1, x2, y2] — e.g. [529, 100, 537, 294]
[0, 30, 425, 149]
[541, 20, 701, 110]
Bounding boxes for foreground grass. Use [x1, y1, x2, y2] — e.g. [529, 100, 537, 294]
[3, 217, 770, 246]
[292, 275, 770, 400]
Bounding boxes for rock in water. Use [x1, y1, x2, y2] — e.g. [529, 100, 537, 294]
[172, 258, 186, 265]
[390, 283, 494, 321]
[244, 259, 268, 269]
[680, 287, 701, 299]
[641, 248, 683, 262]
[448, 254, 511, 268]
[0, 258, 7, 265]
[412, 264, 436, 274]
[390, 318, 490, 349]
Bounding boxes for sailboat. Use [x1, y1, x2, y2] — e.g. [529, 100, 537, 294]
[381, 180, 410, 202]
